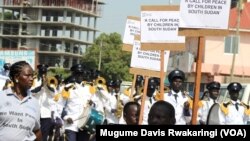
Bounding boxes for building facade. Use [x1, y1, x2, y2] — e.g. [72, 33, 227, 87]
[0, 0, 104, 68]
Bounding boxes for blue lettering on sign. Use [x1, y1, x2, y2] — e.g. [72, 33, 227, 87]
[18, 51, 23, 56]
[0, 50, 35, 69]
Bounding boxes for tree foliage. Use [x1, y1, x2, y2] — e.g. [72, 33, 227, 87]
[3, 12, 13, 20]
[82, 33, 133, 81]
[47, 68, 70, 79]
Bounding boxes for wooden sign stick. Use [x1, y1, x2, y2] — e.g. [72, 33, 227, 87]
[130, 74, 137, 101]
[160, 50, 165, 100]
[138, 76, 149, 125]
[191, 36, 205, 125]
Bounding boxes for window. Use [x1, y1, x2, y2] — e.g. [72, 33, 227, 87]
[21, 39, 27, 46]
[45, 29, 50, 36]
[52, 29, 57, 36]
[46, 16, 50, 21]
[224, 35, 239, 54]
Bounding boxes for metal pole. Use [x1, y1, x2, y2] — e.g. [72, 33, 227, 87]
[98, 40, 102, 71]
[230, 0, 242, 82]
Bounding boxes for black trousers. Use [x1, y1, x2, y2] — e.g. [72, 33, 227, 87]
[65, 129, 90, 141]
[41, 118, 54, 141]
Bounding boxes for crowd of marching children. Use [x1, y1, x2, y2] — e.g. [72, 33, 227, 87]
[0, 61, 249, 141]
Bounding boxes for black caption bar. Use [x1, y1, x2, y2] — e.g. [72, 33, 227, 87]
[96, 125, 250, 141]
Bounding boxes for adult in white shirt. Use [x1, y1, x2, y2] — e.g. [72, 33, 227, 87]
[133, 75, 144, 102]
[62, 64, 92, 141]
[140, 77, 157, 125]
[114, 79, 130, 106]
[1, 63, 11, 77]
[0, 61, 42, 141]
[164, 69, 191, 125]
[32, 64, 57, 141]
[119, 76, 144, 124]
[102, 80, 120, 124]
[198, 81, 220, 125]
[112, 79, 132, 124]
[0, 63, 12, 90]
[218, 82, 250, 125]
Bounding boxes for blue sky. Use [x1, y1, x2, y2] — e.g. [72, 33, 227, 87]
[97, 0, 181, 36]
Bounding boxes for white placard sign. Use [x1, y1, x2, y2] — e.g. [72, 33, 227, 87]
[141, 11, 185, 43]
[179, 0, 231, 29]
[123, 18, 140, 45]
[130, 39, 170, 72]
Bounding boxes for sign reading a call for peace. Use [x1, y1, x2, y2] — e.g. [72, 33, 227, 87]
[141, 10, 185, 43]
[179, 0, 231, 29]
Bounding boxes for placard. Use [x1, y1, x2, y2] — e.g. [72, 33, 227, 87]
[122, 16, 140, 52]
[130, 38, 169, 72]
[140, 6, 185, 51]
[179, 0, 231, 29]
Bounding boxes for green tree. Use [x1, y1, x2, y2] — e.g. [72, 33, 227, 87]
[82, 33, 132, 81]
[47, 68, 70, 80]
[3, 12, 13, 20]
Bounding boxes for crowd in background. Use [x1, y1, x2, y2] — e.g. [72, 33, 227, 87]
[0, 61, 249, 141]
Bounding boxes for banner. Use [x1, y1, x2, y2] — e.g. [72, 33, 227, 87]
[0, 50, 36, 69]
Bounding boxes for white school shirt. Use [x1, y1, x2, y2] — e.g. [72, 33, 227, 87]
[218, 100, 250, 125]
[62, 83, 90, 132]
[164, 90, 191, 125]
[198, 98, 218, 124]
[104, 92, 119, 124]
[32, 86, 57, 118]
[140, 96, 156, 125]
